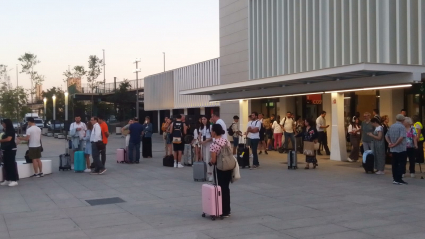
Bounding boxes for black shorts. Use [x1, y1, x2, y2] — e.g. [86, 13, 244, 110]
[173, 143, 184, 152]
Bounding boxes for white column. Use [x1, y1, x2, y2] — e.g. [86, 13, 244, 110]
[184, 108, 188, 115]
[239, 100, 249, 134]
[170, 109, 172, 117]
[330, 93, 347, 161]
[200, 107, 205, 115]
[157, 111, 161, 134]
[380, 89, 404, 125]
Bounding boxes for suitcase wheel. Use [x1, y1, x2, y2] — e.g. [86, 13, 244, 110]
[202, 213, 206, 218]
[211, 216, 216, 221]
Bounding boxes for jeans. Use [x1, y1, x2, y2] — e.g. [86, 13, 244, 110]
[217, 168, 232, 216]
[274, 133, 282, 149]
[404, 148, 416, 174]
[250, 138, 260, 166]
[3, 150, 18, 181]
[392, 151, 406, 182]
[318, 131, 330, 154]
[128, 141, 140, 163]
[91, 142, 105, 172]
[284, 132, 296, 150]
[101, 143, 106, 166]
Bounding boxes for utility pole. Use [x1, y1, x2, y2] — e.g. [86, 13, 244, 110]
[16, 64, 20, 133]
[134, 59, 141, 119]
[163, 52, 165, 72]
[103, 49, 106, 93]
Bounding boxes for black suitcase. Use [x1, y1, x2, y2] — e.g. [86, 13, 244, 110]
[59, 154, 72, 171]
[363, 154, 374, 173]
[163, 155, 174, 167]
[237, 146, 250, 168]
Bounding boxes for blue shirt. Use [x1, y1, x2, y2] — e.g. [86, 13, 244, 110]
[129, 123, 144, 143]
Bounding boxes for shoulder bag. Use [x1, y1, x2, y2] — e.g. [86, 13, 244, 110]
[214, 140, 237, 171]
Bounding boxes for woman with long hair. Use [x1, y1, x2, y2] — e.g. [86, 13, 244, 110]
[348, 116, 361, 162]
[165, 117, 173, 156]
[0, 119, 19, 186]
[83, 121, 93, 172]
[296, 119, 318, 169]
[402, 117, 418, 178]
[272, 115, 283, 150]
[199, 116, 213, 181]
[209, 123, 232, 218]
[192, 117, 203, 162]
[142, 116, 153, 158]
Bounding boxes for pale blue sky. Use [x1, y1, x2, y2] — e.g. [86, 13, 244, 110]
[1, 0, 219, 89]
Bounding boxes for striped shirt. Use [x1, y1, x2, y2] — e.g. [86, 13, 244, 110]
[385, 122, 407, 153]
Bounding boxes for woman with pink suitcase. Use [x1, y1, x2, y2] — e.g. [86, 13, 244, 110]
[202, 124, 233, 219]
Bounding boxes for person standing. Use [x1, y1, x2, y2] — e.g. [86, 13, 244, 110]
[385, 114, 408, 185]
[230, 115, 242, 156]
[211, 112, 227, 139]
[381, 115, 390, 153]
[170, 114, 187, 168]
[412, 115, 424, 164]
[401, 109, 407, 117]
[373, 109, 381, 122]
[83, 121, 93, 172]
[316, 111, 330, 155]
[347, 117, 361, 162]
[161, 117, 170, 157]
[69, 116, 87, 151]
[199, 116, 213, 181]
[272, 115, 283, 150]
[18, 117, 43, 178]
[89, 117, 106, 174]
[367, 118, 386, 174]
[97, 116, 109, 166]
[295, 119, 318, 169]
[280, 112, 296, 153]
[142, 116, 153, 158]
[257, 113, 267, 155]
[403, 117, 417, 178]
[248, 112, 261, 169]
[122, 119, 134, 148]
[0, 119, 19, 186]
[165, 117, 173, 157]
[361, 112, 374, 151]
[129, 117, 144, 163]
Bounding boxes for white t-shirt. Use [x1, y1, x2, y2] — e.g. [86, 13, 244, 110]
[316, 116, 326, 132]
[70, 122, 87, 140]
[198, 126, 212, 139]
[374, 125, 383, 134]
[248, 120, 261, 139]
[26, 125, 41, 147]
[280, 117, 294, 133]
[272, 121, 283, 134]
[348, 125, 360, 135]
[215, 119, 227, 139]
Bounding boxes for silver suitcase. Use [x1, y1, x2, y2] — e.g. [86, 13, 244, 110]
[193, 161, 207, 181]
[287, 140, 297, 169]
[183, 144, 193, 166]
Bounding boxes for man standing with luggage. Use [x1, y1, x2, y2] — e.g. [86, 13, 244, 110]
[316, 111, 331, 155]
[69, 116, 87, 151]
[170, 114, 187, 168]
[248, 112, 261, 169]
[385, 114, 408, 185]
[230, 115, 242, 156]
[97, 115, 109, 166]
[18, 117, 44, 177]
[280, 112, 295, 153]
[128, 117, 144, 163]
[90, 117, 107, 175]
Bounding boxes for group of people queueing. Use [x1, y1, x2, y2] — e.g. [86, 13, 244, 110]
[122, 117, 153, 163]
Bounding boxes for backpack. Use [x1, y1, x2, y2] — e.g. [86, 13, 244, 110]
[227, 123, 235, 136]
[214, 141, 237, 171]
[172, 121, 183, 144]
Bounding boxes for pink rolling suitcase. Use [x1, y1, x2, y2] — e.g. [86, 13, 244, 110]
[201, 167, 222, 220]
[116, 148, 125, 163]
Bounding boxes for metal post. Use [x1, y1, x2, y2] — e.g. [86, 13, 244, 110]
[52, 95, 56, 132]
[16, 64, 19, 134]
[103, 49, 106, 93]
[65, 92, 68, 136]
[136, 61, 139, 119]
[163, 52, 165, 72]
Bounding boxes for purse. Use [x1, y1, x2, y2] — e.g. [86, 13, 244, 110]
[215, 141, 237, 171]
[303, 141, 315, 156]
[231, 157, 241, 183]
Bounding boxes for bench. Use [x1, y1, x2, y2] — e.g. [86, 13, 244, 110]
[0, 160, 53, 180]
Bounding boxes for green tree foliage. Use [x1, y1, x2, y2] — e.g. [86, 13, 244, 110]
[0, 83, 29, 119]
[107, 80, 135, 121]
[18, 53, 45, 103]
[86, 55, 103, 115]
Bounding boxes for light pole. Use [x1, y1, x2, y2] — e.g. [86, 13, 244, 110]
[103, 49, 106, 93]
[65, 91, 69, 135]
[134, 58, 141, 118]
[163, 52, 165, 72]
[52, 94, 56, 132]
[43, 98, 47, 121]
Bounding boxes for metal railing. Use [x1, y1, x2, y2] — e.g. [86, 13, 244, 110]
[80, 79, 144, 94]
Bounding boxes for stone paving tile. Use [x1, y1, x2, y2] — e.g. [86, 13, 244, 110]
[8, 218, 79, 238]
[302, 230, 380, 239]
[83, 222, 154, 238]
[202, 223, 276, 238]
[72, 212, 144, 230]
[14, 230, 88, 239]
[360, 222, 425, 238]
[283, 223, 351, 238]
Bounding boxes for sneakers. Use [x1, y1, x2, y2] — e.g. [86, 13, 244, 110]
[84, 168, 91, 173]
[38, 173, 44, 177]
[8, 181, 18, 187]
[99, 169, 107, 175]
[0, 181, 10, 186]
[250, 165, 259, 170]
[411, 173, 415, 178]
[375, 171, 385, 175]
[30, 174, 40, 178]
[393, 181, 402, 185]
[399, 180, 408, 185]
[177, 163, 184, 168]
[221, 214, 230, 218]
[347, 158, 354, 162]
[71, 164, 74, 170]
[174, 161, 178, 168]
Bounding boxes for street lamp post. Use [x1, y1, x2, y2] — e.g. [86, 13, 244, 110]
[163, 52, 165, 72]
[134, 58, 141, 119]
[65, 91, 69, 136]
[52, 94, 56, 132]
[43, 98, 47, 121]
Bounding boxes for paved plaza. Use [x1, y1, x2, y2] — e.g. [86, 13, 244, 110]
[1, 135, 425, 239]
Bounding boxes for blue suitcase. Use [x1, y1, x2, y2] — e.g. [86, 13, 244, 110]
[74, 151, 85, 172]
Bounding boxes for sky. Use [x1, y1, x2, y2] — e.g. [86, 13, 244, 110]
[1, 0, 219, 90]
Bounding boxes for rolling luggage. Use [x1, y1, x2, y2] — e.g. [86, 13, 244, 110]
[163, 155, 174, 167]
[74, 151, 85, 172]
[201, 167, 222, 220]
[59, 154, 72, 171]
[287, 150, 297, 169]
[183, 144, 194, 166]
[193, 161, 207, 181]
[237, 145, 250, 168]
[116, 148, 125, 163]
[363, 151, 374, 173]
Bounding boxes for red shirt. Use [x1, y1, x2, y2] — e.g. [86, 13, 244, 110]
[100, 122, 109, 145]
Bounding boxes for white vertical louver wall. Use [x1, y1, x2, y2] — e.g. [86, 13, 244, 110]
[249, 0, 425, 80]
[173, 58, 220, 109]
[144, 71, 174, 110]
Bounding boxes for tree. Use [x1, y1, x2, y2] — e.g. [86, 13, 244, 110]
[63, 65, 86, 94]
[107, 79, 135, 121]
[18, 53, 45, 103]
[86, 55, 103, 115]
[0, 82, 29, 119]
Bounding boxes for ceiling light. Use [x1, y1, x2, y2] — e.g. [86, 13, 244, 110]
[325, 84, 412, 93]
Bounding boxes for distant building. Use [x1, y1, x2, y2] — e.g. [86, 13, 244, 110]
[35, 84, 42, 101]
[67, 77, 82, 92]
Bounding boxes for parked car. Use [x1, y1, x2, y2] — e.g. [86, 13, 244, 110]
[47, 120, 64, 131]
[12, 120, 20, 130]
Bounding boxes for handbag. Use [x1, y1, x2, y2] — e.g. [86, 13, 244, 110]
[215, 141, 237, 171]
[303, 141, 315, 156]
[313, 142, 320, 150]
[231, 157, 241, 183]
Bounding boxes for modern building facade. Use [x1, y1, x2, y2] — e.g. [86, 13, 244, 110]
[181, 0, 425, 161]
